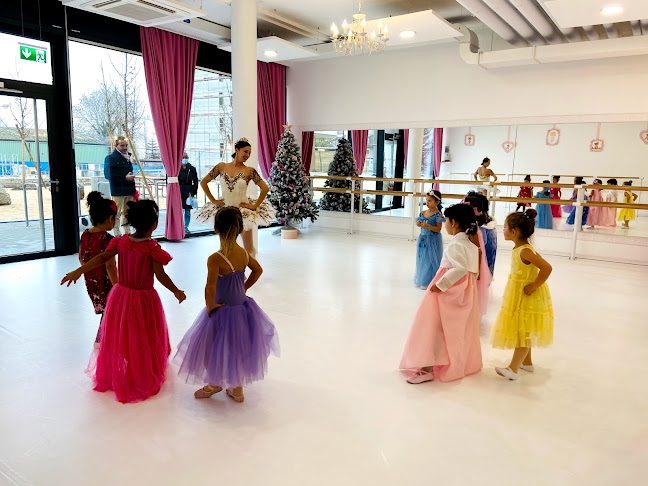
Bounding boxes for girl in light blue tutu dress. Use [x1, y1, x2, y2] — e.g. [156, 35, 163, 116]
[534, 182, 554, 229]
[414, 190, 445, 289]
[174, 206, 279, 403]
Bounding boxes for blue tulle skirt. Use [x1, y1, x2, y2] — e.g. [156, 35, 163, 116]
[414, 232, 444, 288]
[566, 206, 589, 225]
[174, 298, 280, 389]
[536, 203, 554, 229]
[480, 226, 497, 277]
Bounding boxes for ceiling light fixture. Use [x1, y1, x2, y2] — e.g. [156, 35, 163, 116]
[264, 50, 278, 58]
[601, 6, 624, 15]
[400, 30, 416, 39]
[330, 0, 388, 56]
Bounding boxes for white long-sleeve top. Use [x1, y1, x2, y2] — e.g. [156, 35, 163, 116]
[435, 232, 479, 292]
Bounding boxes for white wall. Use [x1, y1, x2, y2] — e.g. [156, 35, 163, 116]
[286, 43, 648, 131]
[441, 122, 648, 185]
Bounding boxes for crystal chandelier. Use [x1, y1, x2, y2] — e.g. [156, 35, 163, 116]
[330, 1, 388, 55]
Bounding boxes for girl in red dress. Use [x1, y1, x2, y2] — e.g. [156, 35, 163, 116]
[62, 200, 186, 403]
[516, 175, 532, 212]
[549, 175, 562, 218]
[79, 192, 118, 347]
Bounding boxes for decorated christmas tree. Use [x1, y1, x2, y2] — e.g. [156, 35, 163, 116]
[268, 125, 319, 228]
[319, 138, 370, 213]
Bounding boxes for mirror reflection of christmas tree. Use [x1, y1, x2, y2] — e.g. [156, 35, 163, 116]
[268, 125, 319, 232]
[319, 138, 370, 213]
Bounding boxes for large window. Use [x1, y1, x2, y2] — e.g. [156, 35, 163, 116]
[68, 40, 232, 236]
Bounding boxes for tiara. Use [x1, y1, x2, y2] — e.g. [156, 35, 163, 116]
[236, 137, 249, 143]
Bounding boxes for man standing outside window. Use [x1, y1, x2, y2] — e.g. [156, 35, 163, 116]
[178, 151, 199, 234]
[104, 136, 136, 236]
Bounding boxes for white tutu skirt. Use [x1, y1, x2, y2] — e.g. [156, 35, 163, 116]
[194, 198, 276, 231]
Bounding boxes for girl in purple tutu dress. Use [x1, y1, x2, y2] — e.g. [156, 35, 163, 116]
[174, 206, 280, 403]
[62, 200, 186, 403]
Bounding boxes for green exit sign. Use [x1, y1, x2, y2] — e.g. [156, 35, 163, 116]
[19, 45, 47, 63]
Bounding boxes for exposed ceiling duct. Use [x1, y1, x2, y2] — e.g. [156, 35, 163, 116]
[582, 25, 600, 41]
[507, 0, 563, 43]
[630, 21, 643, 37]
[459, 28, 648, 68]
[603, 23, 619, 39]
[454, 0, 529, 47]
[480, 0, 548, 44]
[640, 20, 648, 34]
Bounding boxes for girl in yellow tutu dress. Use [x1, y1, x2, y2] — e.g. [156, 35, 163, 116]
[491, 209, 553, 381]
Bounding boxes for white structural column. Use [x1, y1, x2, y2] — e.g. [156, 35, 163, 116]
[231, 0, 260, 247]
[405, 129, 424, 238]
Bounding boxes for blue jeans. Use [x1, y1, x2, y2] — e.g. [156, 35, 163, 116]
[184, 208, 191, 231]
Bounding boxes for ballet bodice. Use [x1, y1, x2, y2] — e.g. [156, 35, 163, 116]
[209, 164, 262, 207]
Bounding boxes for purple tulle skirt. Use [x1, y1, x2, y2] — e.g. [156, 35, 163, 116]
[173, 298, 280, 389]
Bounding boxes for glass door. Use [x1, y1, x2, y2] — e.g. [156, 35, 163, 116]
[0, 95, 55, 257]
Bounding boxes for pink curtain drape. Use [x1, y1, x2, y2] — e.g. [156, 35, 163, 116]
[140, 27, 198, 240]
[302, 131, 314, 173]
[404, 129, 410, 169]
[350, 130, 369, 173]
[257, 61, 286, 179]
[433, 128, 444, 190]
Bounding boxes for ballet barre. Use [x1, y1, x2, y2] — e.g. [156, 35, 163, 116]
[582, 184, 648, 191]
[308, 175, 646, 260]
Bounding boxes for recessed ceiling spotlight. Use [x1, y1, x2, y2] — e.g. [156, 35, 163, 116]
[264, 50, 278, 58]
[400, 30, 416, 39]
[601, 6, 624, 15]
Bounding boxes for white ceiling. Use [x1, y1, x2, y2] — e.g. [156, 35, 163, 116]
[177, 0, 467, 30]
[542, 0, 648, 28]
[219, 36, 320, 62]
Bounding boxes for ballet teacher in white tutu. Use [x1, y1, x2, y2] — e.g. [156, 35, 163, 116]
[194, 138, 275, 257]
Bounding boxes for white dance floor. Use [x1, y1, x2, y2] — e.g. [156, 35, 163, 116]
[1, 228, 646, 485]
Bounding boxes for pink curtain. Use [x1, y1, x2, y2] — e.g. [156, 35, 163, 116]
[433, 128, 443, 190]
[350, 130, 369, 173]
[140, 27, 198, 240]
[257, 61, 286, 179]
[302, 131, 314, 173]
[404, 129, 410, 169]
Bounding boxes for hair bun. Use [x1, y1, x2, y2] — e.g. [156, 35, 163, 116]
[525, 209, 538, 220]
[86, 191, 104, 206]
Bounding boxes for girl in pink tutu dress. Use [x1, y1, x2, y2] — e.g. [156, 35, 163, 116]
[586, 179, 604, 228]
[400, 204, 482, 384]
[174, 206, 279, 403]
[62, 200, 186, 403]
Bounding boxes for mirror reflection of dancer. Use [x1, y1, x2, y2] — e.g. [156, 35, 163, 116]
[194, 138, 276, 258]
[473, 157, 497, 195]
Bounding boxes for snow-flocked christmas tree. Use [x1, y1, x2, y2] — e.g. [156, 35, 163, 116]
[268, 125, 319, 228]
[319, 138, 370, 213]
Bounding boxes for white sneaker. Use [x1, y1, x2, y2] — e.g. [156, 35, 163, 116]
[495, 367, 519, 381]
[520, 364, 534, 372]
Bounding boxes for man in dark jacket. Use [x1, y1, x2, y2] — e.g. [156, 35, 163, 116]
[104, 136, 136, 236]
[178, 152, 199, 234]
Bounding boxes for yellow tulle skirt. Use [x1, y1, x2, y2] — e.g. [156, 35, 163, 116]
[491, 278, 554, 349]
